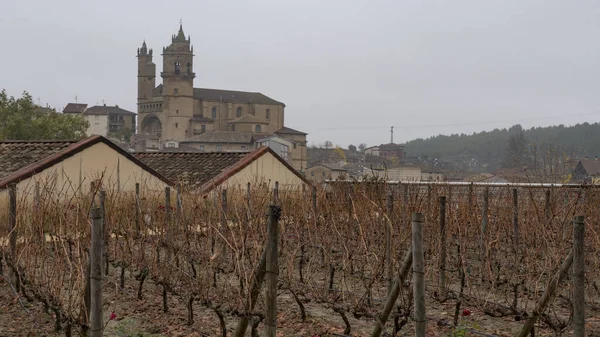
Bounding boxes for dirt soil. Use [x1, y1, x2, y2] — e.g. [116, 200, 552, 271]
[3, 270, 600, 337]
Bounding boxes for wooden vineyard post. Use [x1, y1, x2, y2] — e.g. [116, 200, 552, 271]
[99, 190, 108, 276]
[386, 191, 393, 295]
[312, 185, 317, 211]
[412, 213, 426, 337]
[438, 196, 447, 299]
[370, 246, 413, 337]
[274, 181, 279, 204]
[265, 205, 281, 337]
[513, 188, 519, 248]
[165, 186, 172, 262]
[176, 184, 182, 233]
[573, 215, 585, 337]
[221, 189, 228, 257]
[545, 189, 551, 221]
[247, 182, 251, 221]
[90, 207, 104, 337]
[481, 186, 489, 280]
[135, 183, 140, 238]
[7, 184, 17, 289]
[8, 183, 17, 263]
[34, 181, 40, 215]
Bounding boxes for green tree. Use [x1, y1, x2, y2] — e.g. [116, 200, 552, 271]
[358, 143, 367, 152]
[503, 127, 528, 168]
[333, 146, 347, 162]
[0, 90, 89, 140]
[348, 144, 357, 152]
[108, 128, 134, 142]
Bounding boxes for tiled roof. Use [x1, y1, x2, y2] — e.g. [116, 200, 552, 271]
[180, 131, 253, 144]
[229, 114, 268, 124]
[379, 143, 404, 150]
[134, 151, 249, 189]
[309, 163, 348, 171]
[191, 116, 214, 123]
[135, 146, 312, 193]
[274, 126, 307, 136]
[152, 84, 284, 106]
[193, 88, 284, 106]
[0, 136, 173, 189]
[0, 141, 77, 180]
[580, 159, 600, 176]
[63, 103, 88, 114]
[83, 105, 136, 116]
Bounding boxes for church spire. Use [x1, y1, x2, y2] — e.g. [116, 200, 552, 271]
[138, 40, 148, 56]
[173, 20, 188, 43]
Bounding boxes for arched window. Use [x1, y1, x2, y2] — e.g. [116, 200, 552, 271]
[236, 107, 242, 118]
[186, 62, 191, 74]
[255, 124, 262, 132]
[211, 107, 217, 119]
[174, 62, 181, 75]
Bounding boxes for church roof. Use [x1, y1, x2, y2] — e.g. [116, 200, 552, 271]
[83, 104, 136, 116]
[274, 126, 307, 136]
[63, 103, 88, 114]
[193, 88, 284, 106]
[229, 114, 269, 124]
[180, 131, 253, 144]
[151, 85, 284, 106]
[191, 116, 214, 123]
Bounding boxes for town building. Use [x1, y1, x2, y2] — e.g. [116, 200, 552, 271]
[61, 104, 137, 138]
[364, 143, 405, 160]
[0, 135, 172, 201]
[571, 157, 600, 184]
[306, 164, 348, 183]
[134, 146, 310, 195]
[133, 24, 308, 172]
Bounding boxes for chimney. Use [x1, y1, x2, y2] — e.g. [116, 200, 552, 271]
[596, 156, 598, 161]
[585, 156, 588, 160]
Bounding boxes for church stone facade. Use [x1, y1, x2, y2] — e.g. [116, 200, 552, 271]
[134, 24, 307, 171]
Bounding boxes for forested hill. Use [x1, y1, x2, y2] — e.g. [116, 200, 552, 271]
[404, 123, 600, 170]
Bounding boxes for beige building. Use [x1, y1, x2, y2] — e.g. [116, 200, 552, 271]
[364, 166, 422, 181]
[134, 146, 310, 195]
[307, 164, 348, 183]
[0, 136, 172, 202]
[134, 24, 308, 172]
[62, 103, 137, 138]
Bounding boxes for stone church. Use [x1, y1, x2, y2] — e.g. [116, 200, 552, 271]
[134, 24, 307, 171]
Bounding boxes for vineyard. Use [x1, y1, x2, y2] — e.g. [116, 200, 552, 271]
[1, 178, 599, 336]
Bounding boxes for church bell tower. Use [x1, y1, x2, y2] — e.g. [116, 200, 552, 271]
[161, 23, 195, 142]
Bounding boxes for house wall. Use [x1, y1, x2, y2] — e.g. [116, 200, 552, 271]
[217, 152, 306, 191]
[180, 142, 251, 152]
[364, 167, 422, 181]
[307, 166, 346, 183]
[85, 115, 109, 136]
[421, 172, 445, 182]
[257, 138, 292, 163]
[365, 147, 380, 156]
[0, 142, 169, 203]
[276, 133, 307, 172]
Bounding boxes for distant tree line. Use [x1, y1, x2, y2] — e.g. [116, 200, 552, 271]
[405, 123, 598, 174]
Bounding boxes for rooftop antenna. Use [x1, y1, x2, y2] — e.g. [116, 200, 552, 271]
[390, 126, 394, 144]
[75, 95, 78, 103]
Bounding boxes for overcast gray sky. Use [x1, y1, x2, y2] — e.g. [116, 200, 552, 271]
[1, 0, 599, 147]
